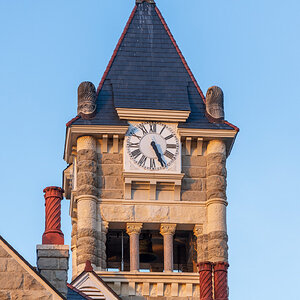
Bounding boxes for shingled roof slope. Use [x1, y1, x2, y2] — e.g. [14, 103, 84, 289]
[72, 2, 234, 130]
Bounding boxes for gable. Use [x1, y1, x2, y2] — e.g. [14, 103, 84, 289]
[0, 236, 64, 300]
[71, 272, 121, 300]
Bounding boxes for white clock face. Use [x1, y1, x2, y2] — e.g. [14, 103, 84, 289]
[126, 122, 179, 171]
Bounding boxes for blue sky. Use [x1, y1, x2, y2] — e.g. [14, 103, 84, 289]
[0, 0, 299, 299]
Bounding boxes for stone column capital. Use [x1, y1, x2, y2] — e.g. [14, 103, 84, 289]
[102, 221, 109, 234]
[160, 224, 176, 236]
[126, 223, 143, 235]
[193, 224, 203, 237]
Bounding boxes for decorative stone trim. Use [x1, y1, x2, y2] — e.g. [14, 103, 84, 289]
[126, 223, 143, 235]
[193, 224, 203, 237]
[206, 198, 228, 207]
[115, 107, 190, 122]
[178, 128, 237, 138]
[160, 224, 176, 236]
[76, 194, 98, 203]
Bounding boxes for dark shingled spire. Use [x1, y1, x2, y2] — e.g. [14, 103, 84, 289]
[72, 2, 235, 130]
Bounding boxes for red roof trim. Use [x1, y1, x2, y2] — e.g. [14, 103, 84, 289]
[155, 6, 206, 104]
[67, 283, 93, 300]
[66, 115, 81, 127]
[224, 120, 240, 132]
[96, 5, 138, 95]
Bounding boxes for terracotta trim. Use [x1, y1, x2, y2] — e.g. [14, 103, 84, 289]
[96, 5, 137, 95]
[67, 283, 93, 300]
[84, 260, 93, 272]
[224, 120, 240, 132]
[66, 115, 81, 127]
[155, 6, 206, 104]
[42, 186, 64, 245]
[198, 261, 213, 300]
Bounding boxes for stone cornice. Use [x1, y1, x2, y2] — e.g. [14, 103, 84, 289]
[116, 108, 190, 122]
[64, 125, 129, 163]
[123, 172, 184, 183]
[178, 128, 237, 138]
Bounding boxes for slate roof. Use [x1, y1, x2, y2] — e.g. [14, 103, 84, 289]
[72, 2, 236, 131]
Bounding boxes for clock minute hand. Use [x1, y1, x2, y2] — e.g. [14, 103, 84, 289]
[151, 141, 165, 167]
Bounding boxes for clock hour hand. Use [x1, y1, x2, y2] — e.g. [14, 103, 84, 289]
[151, 141, 165, 167]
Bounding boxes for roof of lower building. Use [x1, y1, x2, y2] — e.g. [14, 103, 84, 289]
[67, 284, 93, 300]
[70, 1, 237, 131]
[0, 235, 65, 300]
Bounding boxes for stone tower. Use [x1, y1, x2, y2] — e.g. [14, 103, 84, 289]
[63, 1, 238, 299]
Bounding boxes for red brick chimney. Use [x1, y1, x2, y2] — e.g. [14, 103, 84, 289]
[37, 186, 69, 297]
[42, 186, 64, 245]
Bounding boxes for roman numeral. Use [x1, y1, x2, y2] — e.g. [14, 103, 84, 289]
[164, 150, 175, 160]
[165, 134, 174, 140]
[128, 142, 139, 148]
[139, 124, 148, 135]
[166, 144, 177, 149]
[138, 155, 147, 167]
[131, 149, 141, 159]
[132, 133, 141, 140]
[150, 158, 156, 169]
[149, 123, 157, 133]
[160, 125, 166, 135]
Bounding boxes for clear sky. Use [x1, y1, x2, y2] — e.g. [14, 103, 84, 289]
[0, 0, 299, 299]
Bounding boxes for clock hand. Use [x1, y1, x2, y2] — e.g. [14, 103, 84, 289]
[151, 141, 166, 167]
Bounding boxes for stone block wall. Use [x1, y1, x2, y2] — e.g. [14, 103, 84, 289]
[0, 245, 54, 300]
[36, 245, 69, 297]
[98, 153, 124, 200]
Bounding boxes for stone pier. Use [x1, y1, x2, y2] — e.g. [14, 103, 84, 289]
[206, 140, 228, 263]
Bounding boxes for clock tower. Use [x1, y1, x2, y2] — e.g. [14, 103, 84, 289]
[63, 1, 238, 299]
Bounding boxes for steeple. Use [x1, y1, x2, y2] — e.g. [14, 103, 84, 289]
[69, 1, 237, 133]
[64, 2, 238, 299]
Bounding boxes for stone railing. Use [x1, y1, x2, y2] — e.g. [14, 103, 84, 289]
[96, 271, 200, 298]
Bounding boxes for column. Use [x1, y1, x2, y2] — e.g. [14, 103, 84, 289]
[198, 262, 213, 300]
[71, 218, 77, 279]
[214, 262, 229, 300]
[206, 140, 228, 263]
[126, 223, 143, 272]
[194, 224, 208, 263]
[160, 224, 176, 272]
[76, 136, 99, 273]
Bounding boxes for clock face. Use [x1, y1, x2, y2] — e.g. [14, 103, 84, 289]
[126, 122, 179, 171]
